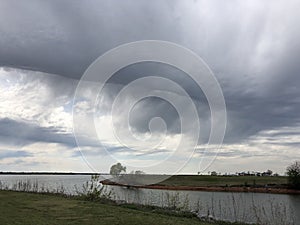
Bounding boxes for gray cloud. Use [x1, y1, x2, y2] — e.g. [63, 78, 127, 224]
[0, 0, 182, 78]
[0, 118, 76, 147]
[0, 0, 300, 155]
[0, 150, 32, 160]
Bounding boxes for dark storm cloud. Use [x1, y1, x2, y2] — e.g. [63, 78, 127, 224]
[0, 0, 182, 79]
[100, 62, 211, 142]
[0, 118, 107, 149]
[223, 85, 300, 143]
[1, 0, 300, 147]
[0, 118, 77, 147]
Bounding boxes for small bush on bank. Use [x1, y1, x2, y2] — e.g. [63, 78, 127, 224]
[287, 161, 300, 189]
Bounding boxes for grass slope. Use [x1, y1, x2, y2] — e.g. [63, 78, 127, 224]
[0, 191, 214, 225]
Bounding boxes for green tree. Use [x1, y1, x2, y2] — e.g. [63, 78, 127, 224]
[266, 169, 273, 176]
[210, 171, 218, 176]
[110, 163, 126, 177]
[129, 170, 144, 175]
[287, 161, 300, 189]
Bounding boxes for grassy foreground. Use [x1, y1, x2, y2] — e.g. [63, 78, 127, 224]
[0, 191, 218, 225]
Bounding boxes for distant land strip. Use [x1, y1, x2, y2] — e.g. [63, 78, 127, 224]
[101, 180, 300, 195]
[0, 172, 109, 175]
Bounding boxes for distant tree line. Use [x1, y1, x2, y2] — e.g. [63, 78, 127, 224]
[206, 170, 276, 177]
[109, 163, 145, 177]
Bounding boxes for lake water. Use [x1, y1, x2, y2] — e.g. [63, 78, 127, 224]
[0, 175, 299, 225]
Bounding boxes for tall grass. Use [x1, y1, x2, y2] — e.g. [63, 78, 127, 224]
[0, 178, 68, 195]
[106, 186, 296, 225]
[74, 174, 112, 201]
[0, 176, 296, 225]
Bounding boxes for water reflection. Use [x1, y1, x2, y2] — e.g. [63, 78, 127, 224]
[0, 175, 298, 225]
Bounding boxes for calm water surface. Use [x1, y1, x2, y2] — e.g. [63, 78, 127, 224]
[0, 175, 299, 225]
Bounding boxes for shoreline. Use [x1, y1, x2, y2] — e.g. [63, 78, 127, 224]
[1, 190, 228, 225]
[101, 181, 300, 195]
[0, 172, 108, 175]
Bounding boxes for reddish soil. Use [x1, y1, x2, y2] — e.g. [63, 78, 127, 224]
[101, 180, 300, 195]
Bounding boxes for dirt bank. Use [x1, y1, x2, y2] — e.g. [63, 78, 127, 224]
[101, 180, 300, 195]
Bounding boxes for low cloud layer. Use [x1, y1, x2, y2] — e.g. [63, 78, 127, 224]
[0, 0, 299, 173]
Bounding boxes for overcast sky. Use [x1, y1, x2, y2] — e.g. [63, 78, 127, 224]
[0, 0, 299, 174]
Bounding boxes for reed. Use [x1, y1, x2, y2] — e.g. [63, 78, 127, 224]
[0, 176, 296, 225]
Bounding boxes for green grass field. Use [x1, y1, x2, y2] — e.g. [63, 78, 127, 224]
[0, 191, 220, 225]
[158, 175, 288, 187]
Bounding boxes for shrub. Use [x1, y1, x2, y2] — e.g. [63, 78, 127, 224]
[286, 161, 300, 189]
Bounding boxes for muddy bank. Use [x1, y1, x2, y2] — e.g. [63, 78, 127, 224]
[101, 180, 300, 195]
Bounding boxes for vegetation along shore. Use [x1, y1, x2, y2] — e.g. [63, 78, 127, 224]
[102, 174, 300, 195]
[0, 190, 246, 225]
